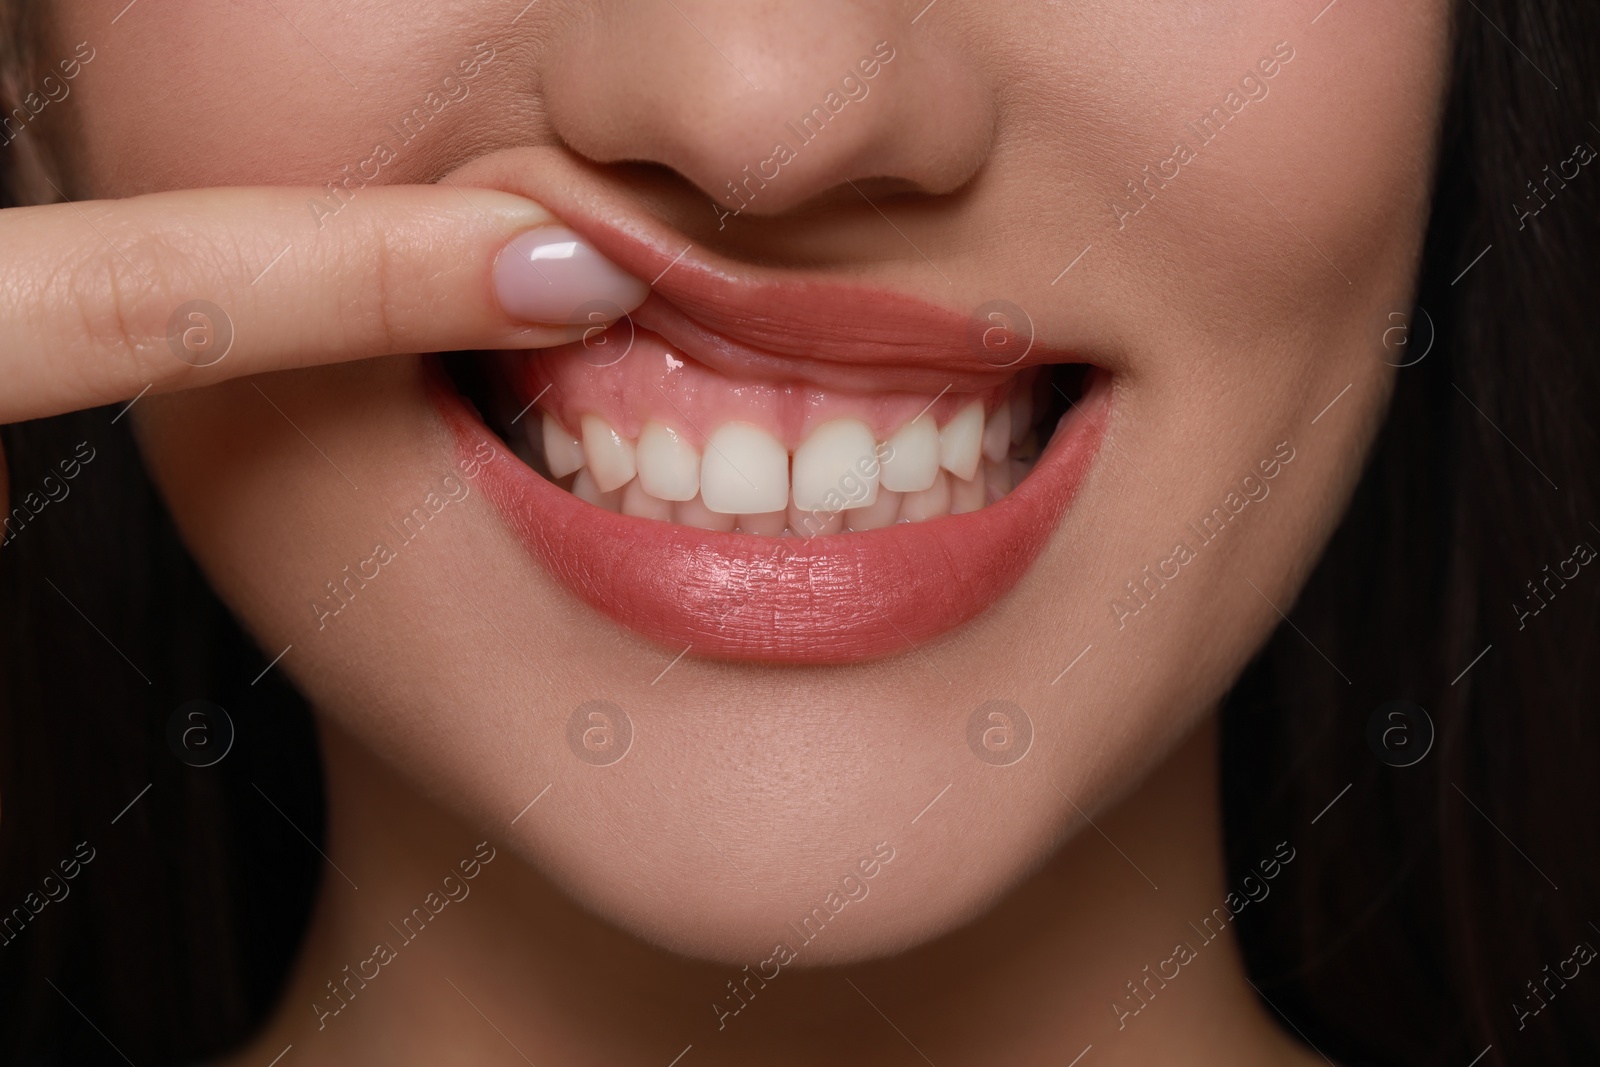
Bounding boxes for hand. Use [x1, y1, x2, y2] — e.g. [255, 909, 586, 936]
[0, 184, 646, 506]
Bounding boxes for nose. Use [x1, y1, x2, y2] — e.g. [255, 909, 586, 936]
[540, 2, 995, 217]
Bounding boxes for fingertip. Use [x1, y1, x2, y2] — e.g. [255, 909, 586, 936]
[492, 225, 650, 327]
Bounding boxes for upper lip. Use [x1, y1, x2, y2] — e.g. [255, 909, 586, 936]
[580, 224, 1071, 394]
[451, 148, 1093, 394]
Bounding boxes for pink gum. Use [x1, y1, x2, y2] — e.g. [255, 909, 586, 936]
[497, 330, 1023, 450]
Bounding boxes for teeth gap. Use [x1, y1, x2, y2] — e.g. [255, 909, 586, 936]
[445, 353, 1092, 537]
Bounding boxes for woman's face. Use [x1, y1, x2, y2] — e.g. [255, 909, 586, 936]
[66, 0, 1449, 962]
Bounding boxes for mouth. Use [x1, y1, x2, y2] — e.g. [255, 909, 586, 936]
[430, 224, 1109, 664]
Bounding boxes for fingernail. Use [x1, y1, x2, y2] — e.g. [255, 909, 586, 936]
[494, 226, 650, 326]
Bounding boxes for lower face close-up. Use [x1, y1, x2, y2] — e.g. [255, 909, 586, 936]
[120, 0, 1441, 958]
[4, 0, 1598, 1065]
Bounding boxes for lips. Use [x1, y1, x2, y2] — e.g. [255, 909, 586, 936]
[571, 219, 1064, 395]
[435, 367, 1104, 661]
[431, 187, 1108, 662]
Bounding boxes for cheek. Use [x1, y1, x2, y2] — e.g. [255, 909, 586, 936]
[1019, 6, 1447, 334]
[986, 4, 1449, 808]
[1231, 29, 1447, 304]
[57, 0, 512, 194]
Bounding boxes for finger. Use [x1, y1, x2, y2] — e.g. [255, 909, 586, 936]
[0, 185, 648, 423]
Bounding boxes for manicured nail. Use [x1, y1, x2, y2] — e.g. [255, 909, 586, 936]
[494, 226, 650, 326]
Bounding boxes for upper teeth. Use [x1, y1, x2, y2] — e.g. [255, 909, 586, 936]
[702, 422, 790, 515]
[635, 421, 700, 501]
[542, 417, 586, 479]
[580, 414, 636, 493]
[879, 415, 939, 493]
[938, 401, 984, 482]
[791, 418, 881, 512]
[529, 391, 1036, 533]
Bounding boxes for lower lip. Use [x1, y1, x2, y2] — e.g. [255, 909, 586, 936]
[429, 364, 1109, 663]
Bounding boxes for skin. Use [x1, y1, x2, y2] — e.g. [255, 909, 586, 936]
[3, 0, 1453, 1062]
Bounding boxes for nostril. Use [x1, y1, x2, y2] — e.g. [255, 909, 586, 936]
[772, 176, 945, 215]
[542, 12, 996, 223]
[596, 159, 937, 230]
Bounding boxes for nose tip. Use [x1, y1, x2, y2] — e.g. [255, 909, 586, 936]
[541, 5, 994, 217]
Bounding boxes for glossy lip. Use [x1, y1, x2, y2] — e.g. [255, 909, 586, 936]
[430, 362, 1110, 663]
[550, 209, 1080, 395]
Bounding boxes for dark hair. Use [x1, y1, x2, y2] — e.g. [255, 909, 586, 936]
[1222, 2, 1600, 1062]
[3, 1, 1598, 1064]
[2, 20, 320, 1065]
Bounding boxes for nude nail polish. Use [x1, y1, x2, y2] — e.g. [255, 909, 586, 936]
[493, 226, 649, 325]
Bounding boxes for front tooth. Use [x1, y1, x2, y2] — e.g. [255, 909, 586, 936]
[635, 421, 700, 501]
[541, 413, 585, 478]
[939, 401, 984, 481]
[950, 467, 987, 514]
[792, 418, 879, 511]
[899, 470, 950, 522]
[701, 423, 789, 514]
[982, 404, 1011, 462]
[572, 469, 622, 512]
[621, 480, 673, 521]
[674, 494, 736, 532]
[581, 414, 636, 492]
[847, 488, 902, 531]
[879, 416, 939, 493]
